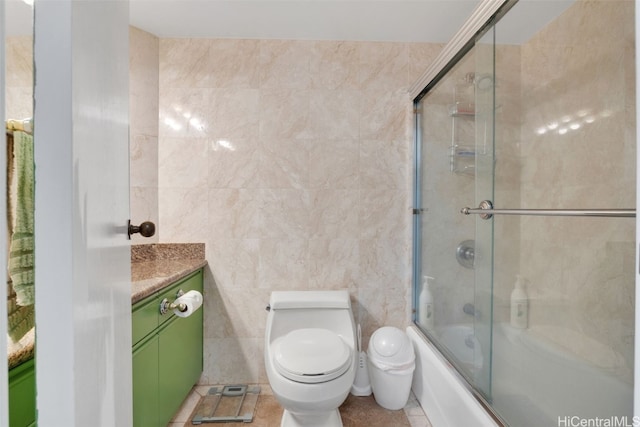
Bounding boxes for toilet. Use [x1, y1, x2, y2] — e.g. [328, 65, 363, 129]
[264, 290, 357, 427]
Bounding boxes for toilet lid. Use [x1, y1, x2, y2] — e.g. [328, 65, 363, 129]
[273, 328, 352, 384]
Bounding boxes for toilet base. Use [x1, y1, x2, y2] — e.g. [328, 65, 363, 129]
[281, 408, 343, 427]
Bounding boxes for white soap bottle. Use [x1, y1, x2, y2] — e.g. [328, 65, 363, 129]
[419, 276, 435, 330]
[510, 275, 528, 329]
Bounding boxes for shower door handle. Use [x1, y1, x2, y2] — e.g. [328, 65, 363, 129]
[460, 200, 635, 219]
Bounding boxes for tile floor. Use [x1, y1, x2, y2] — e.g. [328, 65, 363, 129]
[168, 384, 433, 427]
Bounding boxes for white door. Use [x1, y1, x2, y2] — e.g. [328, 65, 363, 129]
[33, 0, 131, 425]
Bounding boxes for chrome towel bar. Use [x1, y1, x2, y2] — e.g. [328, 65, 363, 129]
[460, 200, 636, 220]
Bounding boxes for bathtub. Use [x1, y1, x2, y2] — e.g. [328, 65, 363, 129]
[407, 324, 633, 427]
[407, 326, 498, 427]
[436, 323, 483, 376]
[491, 323, 632, 426]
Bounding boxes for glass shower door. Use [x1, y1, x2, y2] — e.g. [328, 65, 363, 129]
[414, 34, 495, 399]
[469, 26, 496, 400]
[414, 0, 635, 425]
[487, 1, 635, 425]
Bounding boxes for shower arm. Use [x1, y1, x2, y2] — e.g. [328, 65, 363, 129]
[461, 200, 636, 220]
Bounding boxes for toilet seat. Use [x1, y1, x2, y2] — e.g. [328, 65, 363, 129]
[273, 328, 352, 384]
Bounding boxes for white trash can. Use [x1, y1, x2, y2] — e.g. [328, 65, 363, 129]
[367, 326, 416, 410]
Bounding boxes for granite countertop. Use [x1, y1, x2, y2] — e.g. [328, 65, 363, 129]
[7, 243, 207, 369]
[131, 243, 207, 304]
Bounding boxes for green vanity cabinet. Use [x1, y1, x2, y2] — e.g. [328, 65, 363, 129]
[132, 269, 204, 427]
[132, 292, 160, 346]
[8, 358, 36, 427]
[133, 333, 160, 427]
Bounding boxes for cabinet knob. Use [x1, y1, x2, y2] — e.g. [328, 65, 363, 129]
[128, 220, 156, 239]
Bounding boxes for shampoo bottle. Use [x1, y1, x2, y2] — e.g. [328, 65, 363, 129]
[419, 276, 435, 330]
[510, 275, 528, 329]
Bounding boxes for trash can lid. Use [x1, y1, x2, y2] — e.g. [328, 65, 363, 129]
[367, 327, 415, 369]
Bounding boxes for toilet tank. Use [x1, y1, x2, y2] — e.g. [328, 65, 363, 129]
[270, 290, 351, 310]
[267, 290, 355, 346]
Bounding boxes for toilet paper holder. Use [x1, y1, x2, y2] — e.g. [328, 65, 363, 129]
[159, 289, 187, 315]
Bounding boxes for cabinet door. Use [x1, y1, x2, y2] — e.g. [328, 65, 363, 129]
[132, 333, 160, 427]
[132, 294, 159, 346]
[157, 310, 203, 426]
[9, 358, 36, 427]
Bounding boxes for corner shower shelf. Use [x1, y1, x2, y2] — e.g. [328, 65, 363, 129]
[450, 145, 475, 175]
[449, 101, 476, 176]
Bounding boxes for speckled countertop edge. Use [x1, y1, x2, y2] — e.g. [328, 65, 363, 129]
[131, 243, 205, 263]
[8, 243, 206, 369]
[131, 258, 207, 304]
[131, 243, 207, 304]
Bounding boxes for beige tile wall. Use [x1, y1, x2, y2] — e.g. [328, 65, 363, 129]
[129, 27, 160, 244]
[151, 37, 441, 384]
